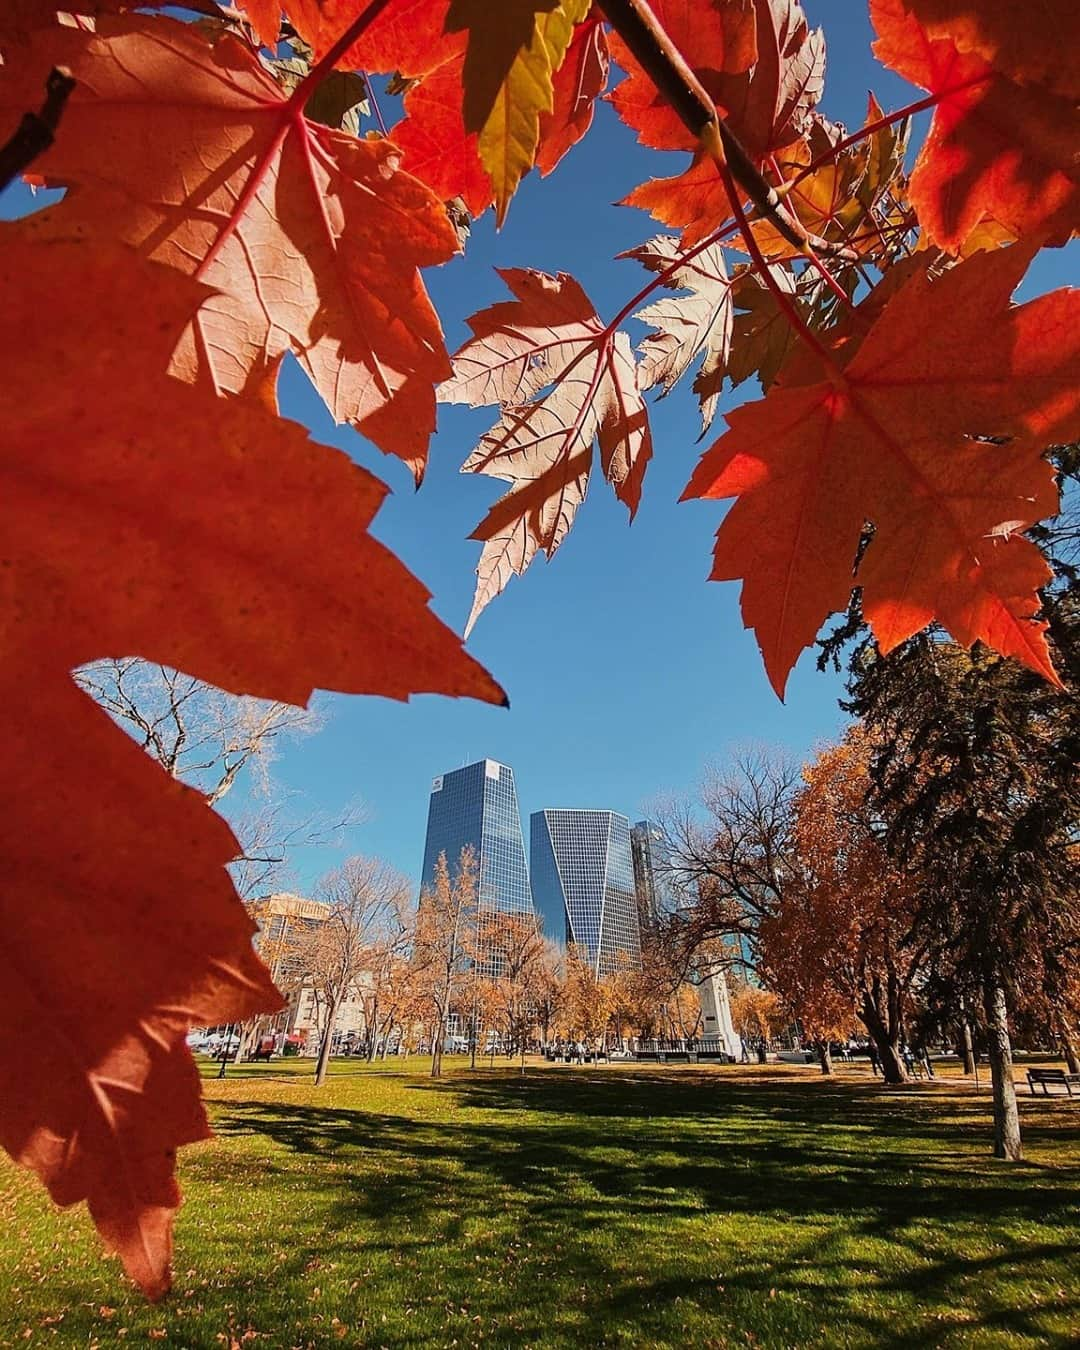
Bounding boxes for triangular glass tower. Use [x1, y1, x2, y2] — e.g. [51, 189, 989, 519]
[530, 809, 640, 976]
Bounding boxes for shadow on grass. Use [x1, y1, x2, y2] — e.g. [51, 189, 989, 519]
[207, 1071, 1080, 1347]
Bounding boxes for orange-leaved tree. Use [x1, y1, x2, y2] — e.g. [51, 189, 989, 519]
[759, 731, 925, 1082]
[1, 0, 1077, 1298]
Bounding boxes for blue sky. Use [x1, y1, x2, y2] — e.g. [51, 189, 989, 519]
[240, 2, 1078, 891]
[11, 3, 1074, 892]
[261, 4, 914, 889]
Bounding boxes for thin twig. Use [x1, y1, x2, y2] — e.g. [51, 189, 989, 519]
[361, 69, 388, 136]
[0, 67, 75, 193]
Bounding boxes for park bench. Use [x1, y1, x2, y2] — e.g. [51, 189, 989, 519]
[1027, 1067, 1080, 1096]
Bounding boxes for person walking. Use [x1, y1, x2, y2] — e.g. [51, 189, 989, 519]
[868, 1042, 881, 1077]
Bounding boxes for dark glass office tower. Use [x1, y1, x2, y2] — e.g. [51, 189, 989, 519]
[530, 809, 640, 976]
[631, 819, 679, 933]
[420, 759, 534, 973]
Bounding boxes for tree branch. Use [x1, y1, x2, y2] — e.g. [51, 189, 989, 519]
[595, 0, 857, 262]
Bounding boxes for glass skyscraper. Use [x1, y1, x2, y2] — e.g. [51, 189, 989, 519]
[530, 809, 641, 976]
[420, 759, 535, 974]
[631, 819, 679, 932]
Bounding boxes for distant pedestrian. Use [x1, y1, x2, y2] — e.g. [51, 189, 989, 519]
[868, 1043, 881, 1077]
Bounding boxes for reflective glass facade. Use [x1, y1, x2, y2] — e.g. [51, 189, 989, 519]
[420, 760, 535, 973]
[631, 820, 679, 932]
[530, 809, 640, 976]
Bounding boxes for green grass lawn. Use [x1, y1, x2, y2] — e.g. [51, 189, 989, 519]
[2, 1059, 1078, 1348]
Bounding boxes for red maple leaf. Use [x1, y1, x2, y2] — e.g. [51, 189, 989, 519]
[0, 15, 460, 476]
[684, 246, 1077, 696]
[271, 1, 601, 220]
[387, 60, 492, 216]
[536, 9, 609, 177]
[607, 0, 757, 152]
[871, 0, 1080, 252]
[278, 0, 461, 76]
[369, 0, 601, 220]
[613, 0, 825, 244]
[0, 225, 502, 1298]
[897, 0, 1079, 100]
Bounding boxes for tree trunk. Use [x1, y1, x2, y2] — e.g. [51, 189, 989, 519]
[815, 1040, 833, 1074]
[430, 998, 447, 1078]
[983, 977, 1021, 1161]
[315, 999, 338, 1087]
[235, 1017, 260, 1063]
[1057, 1017, 1080, 1075]
[959, 1014, 976, 1075]
[860, 991, 908, 1084]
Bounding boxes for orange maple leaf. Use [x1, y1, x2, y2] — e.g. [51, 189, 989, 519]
[0, 227, 502, 1298]
[0, 15, 460, 476]
[441, 268, 652, 632]
[750, 99, 910, 260]
[870, 0, 1080, 252]
[684, 246, 1077, 696]
[897, 0, 1079, 101]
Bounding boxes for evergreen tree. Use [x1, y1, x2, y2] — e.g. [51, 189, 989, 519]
[838, 450, 1079, 1158]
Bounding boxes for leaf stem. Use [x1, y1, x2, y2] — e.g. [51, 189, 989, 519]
[361, 69, 388, 136]
[287, 0, 396, 114]
[197, 0, 395, 280]
[785, 83, 986, 196]
[605, 219, 741, 336]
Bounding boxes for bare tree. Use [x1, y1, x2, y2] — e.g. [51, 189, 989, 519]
[227, 798, 366, 900]
[354, 909, 415, 1061]
[76, 658, 363, 897]
[76, 658, 321, 804]
[298, 856, 413, 1086]
[413, 847, 479, 1078]
[657, 750, 802, 972]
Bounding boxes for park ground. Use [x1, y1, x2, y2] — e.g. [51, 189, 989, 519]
[1, 1060, 1078, 1349]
